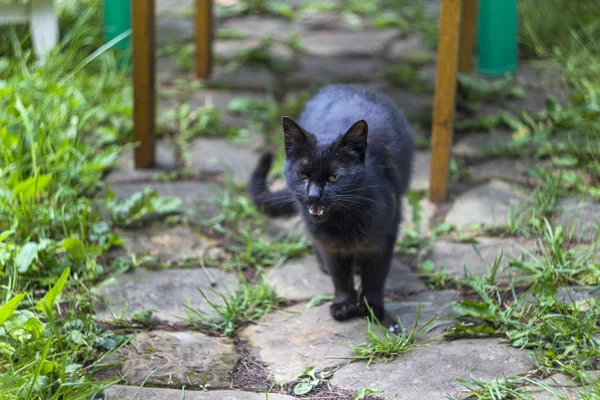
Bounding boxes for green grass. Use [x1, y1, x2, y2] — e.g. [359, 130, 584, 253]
[509, 221, 600, 286]
[344, 303, 435, 366]
[186, 275, 282, 336]
[446, 230, 600, 372]
[0, 1, 188, 398]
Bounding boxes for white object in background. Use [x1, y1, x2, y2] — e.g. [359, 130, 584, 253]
[0, 0, 59, 64]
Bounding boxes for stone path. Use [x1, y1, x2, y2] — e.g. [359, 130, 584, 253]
[94, 1, 600, 399]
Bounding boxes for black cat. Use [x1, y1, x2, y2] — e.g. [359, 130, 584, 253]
[249, 84, 414, 321]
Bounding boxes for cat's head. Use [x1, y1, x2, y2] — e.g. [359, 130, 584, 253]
[281, 116, 368, 222]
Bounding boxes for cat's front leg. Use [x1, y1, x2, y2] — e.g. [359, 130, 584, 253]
[356, 237, 395, 321]
[321, 250, 358, 321]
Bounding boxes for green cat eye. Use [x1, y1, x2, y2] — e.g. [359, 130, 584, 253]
[328, 175, 340, 183]
[297, 172, 308, 180]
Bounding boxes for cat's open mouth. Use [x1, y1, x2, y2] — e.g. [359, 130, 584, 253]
[308, 204, 326, 217]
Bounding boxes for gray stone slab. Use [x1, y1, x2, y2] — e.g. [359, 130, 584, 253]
[299, 11, 366, 31]
[385, 258, 427, 295]
[445, 180, 527, 230]
[156, 15, 194, 46]
[93, 267, 239, 322]
[555, 286, 599, 304]
[331, 338, 535, 399]
[239, 302, 367, 383]
[401, 196, 436, 235]
[301, 29, 396, 57]
[452, 131, 512, 161]
[209, 65, 278, 91]
[117, 225, 210, 263]
[468, 158, 541, 184]
[426, 237, 536, 278]
[286, 56, 385, 87]
[386, 290, 459, 339]
[220, 16, 293, 41]
[188, 137, 261, 183]
[215, 39, 294, 63]
[381, 87, 433, 119]
[266, 215, 307, 240]
[555, 196, 600, 241]
[157, 0, 194, 16]
[117, 330, 238, 386]
[110, 181, 223, 217]
[157, 55, 190, 84]
[106, 141, 177, 184]
[411, 151, 430, 192]
[387, 33, 429, 61]
[267, 256, 333, 301]
[103, 386, 295, 400]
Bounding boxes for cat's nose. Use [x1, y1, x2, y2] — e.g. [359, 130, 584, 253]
[307, 184, 322, 203]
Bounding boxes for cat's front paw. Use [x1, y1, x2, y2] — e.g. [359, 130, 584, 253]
[358, 301, 385, 321]
[330, 301, 359, 321]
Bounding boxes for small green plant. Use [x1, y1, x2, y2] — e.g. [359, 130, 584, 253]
[509, 221, 600, 285]
[448, 372, 537, 400]
[105, 187, 182, 227]
[457, 74, 526, 110]
[186, 275, 282, 336]
[504, 172, 565, 236]
[222, 36, 290, 73]
[420, 260, 453, 289]
[293, 366, 333, 396]
[352, 387, 384, 400]
[384, 64, 431, 93]
[345, 303, 435, 366]
[448, 248, 600, 371]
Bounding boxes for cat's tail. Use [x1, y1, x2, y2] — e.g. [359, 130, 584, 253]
[248, 152, 297, 218]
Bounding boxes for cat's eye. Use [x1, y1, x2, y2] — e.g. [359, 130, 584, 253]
[297, 172, 308, 180]
[328, 175, 340, 183]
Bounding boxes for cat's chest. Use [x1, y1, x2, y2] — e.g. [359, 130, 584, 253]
[305, 217, 374, 251]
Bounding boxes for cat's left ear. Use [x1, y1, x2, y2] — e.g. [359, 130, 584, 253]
[337, 120, 368, 161]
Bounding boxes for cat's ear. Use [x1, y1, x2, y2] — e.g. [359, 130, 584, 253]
[337, 120, 368, 161]
[282, 116, 307, 152]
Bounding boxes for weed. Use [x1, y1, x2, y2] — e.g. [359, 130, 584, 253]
[504, 172, 565, 236]
[216, 29, 248, 41]
[292, 366, 333, 396]
[222, 36, 290, 73]
[420, 260, 454, 289]
[457, 74, 526, 111]
[448, 247, 600, 372]
[352, 387, 385, 400]
[509, 221, 600, 285]
[384, 64, 431, 94]
[104, 187, 182, 228]
[344, 303, 435, 366]
[186, 275, 282, 336]
[447, 372, 538, 400]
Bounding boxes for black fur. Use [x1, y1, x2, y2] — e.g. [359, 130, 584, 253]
[249, 84, 414, 321]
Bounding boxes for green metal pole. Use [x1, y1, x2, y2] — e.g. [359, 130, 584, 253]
[476, 0, 518, 76]
[103, 0, 131, 69]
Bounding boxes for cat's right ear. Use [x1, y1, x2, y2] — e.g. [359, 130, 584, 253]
[282, 117, 307, 152]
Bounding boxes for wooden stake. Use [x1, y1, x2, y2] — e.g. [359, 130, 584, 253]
[195, 0, 212, 79]
[131, 0, 156, 168]
[429, 0, 461, 202]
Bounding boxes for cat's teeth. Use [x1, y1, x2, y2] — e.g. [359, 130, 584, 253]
[308, 205, 324, 216]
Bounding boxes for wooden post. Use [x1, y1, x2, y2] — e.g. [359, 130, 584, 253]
[195, 0, 212, 79]
[131, 0, 156, 168]
[429, 0, 461, 202]
[458, 0, 479, 74]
